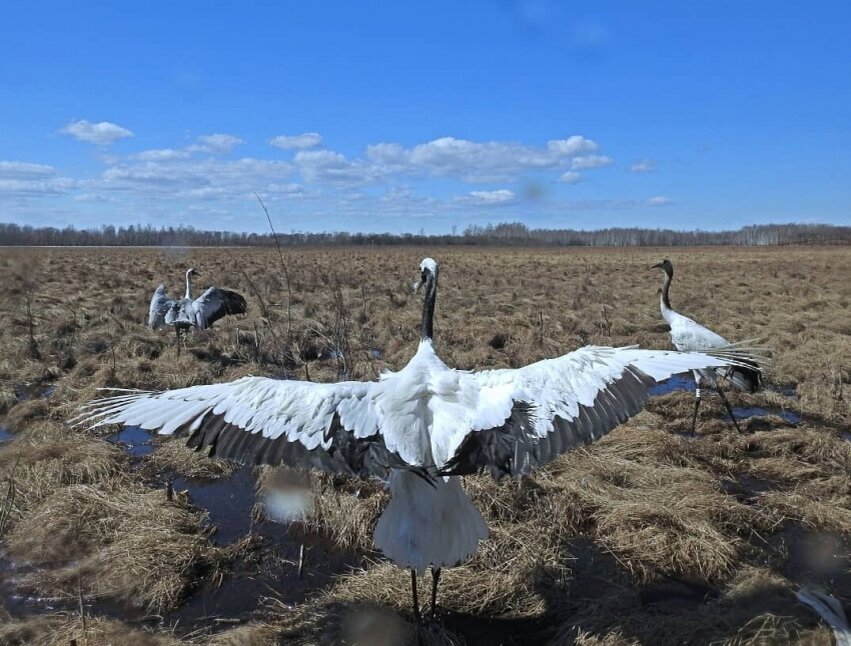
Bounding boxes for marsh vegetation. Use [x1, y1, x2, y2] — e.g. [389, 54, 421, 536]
[0, 246, 848, 645]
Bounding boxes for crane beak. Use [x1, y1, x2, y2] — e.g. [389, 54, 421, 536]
[413, 280, 422, 293]
[650, 262, 663, 269]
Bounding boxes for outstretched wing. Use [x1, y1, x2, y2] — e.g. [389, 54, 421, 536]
[192, 287, 247, 329]
[438, 346, 738, 479]
[75, 376, 406, 477]
[148, 285, 173, 330]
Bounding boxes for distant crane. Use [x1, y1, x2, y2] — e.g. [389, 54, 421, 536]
[80, 258, 749, 621]
[652, 259, 763, 434]
[148, 268, 247, 349]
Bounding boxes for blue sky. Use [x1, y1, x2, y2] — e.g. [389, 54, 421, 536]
[1, 1, 849, 234]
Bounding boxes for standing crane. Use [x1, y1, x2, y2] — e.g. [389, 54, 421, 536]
[651, 259, 763, 434]
[148, 268, 247, 350]
[79, 258, 751, 621]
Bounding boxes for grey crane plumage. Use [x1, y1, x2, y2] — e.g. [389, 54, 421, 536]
[83, 258, 750, 622]
[147, 284, 173, 330]
[652, 259, 765, 434]
[147, 268, 247, 332]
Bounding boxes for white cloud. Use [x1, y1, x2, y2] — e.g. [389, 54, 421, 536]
[0, 160, 76, 197]
[0, 177, 75, 197]
[14, 130, 674, 226]
[546, 136, 598, 156]
[571, 155, 613, 170]
[62, 120, 134, 145]
[362, 135, 601, 183]
[365, 142, 408, 167]
[646, 196, 673, 206]
[408, 137, 552, 181]
[99, 156, 293, 200]
[190, 133, 244, 153]
[629, 159, 656, 173]
[73, 192, 110, 203]
[133, 148, 191, 161]
[464, 189, 517, 205]
[294, 149, 377, 185]
[269, 132, 323, 150]
[0, 161, 56, 178]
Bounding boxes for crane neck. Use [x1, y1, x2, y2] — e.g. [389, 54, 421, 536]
[421, 273, 437, 341]
[184, 270, 193, 299]
[660, 270, 673, 312]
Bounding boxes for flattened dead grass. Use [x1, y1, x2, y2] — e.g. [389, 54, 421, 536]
[7, 482, 228, 611]
[148, 437, 239, 480]
[0, 614, 181, 646]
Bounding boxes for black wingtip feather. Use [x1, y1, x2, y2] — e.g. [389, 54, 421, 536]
[728, 363, 762, 393]
[221, 289, 248, 315]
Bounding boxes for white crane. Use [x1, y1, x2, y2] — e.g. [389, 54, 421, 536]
[652, 259, 763, 434]
[79, 258, 750, 622]
[148, 268, 247, 347]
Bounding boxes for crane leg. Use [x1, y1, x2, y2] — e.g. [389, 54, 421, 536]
[690, 389, 702, 436]
[410, 569, 421, 624]
[716, 386, 743, 433]
[430, 566, 441, 618]
[174, 326, 181, 358]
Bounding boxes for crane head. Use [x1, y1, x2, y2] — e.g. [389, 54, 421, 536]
[414, 258, 439, 294]
[651, 259, 673, 276]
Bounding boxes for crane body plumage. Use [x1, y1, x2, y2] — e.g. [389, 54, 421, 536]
[653, 259, 762, 432]
[81, 257, 750, 619]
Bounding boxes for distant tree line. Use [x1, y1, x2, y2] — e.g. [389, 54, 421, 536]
[0, 221, 848, 247]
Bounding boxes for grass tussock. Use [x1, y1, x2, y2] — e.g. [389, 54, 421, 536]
[198, 622, 279, 646]
[6, 482, 228, 611]
[305, 473, 388, 553]
[0, 422, 125, 534]
[0, 614, 181, 646]
[541, 437, 769, 583]
[3, 399, 50, 430]
[148, 437, 239, 479]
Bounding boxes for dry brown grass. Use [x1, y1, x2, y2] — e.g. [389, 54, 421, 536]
[1, 245, 849, 644]
[0, 422, 125, 534]
[0, 614, 181, 646]
[195, 622, 279, 646]
[148, 437, 240, 480]
[6, 481, 233, 611]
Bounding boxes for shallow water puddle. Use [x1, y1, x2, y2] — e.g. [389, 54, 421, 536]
[732, 406, 802, 425]
[106, 426, 154, 456]
[174, 468, 257, 545]
[0, 427, 14, 443]
[649, 373, 695, 396]
[13, 382, 56, 401]
[1, 457, 362, 632]
[165, 466, 361, 629]
[771, 525, 851, 605]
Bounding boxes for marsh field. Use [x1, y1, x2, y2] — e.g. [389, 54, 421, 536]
[0, 245, 848, 645]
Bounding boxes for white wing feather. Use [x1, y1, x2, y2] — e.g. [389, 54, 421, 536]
[79, 376, 382, 451]
[432, 345, 738, 472]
